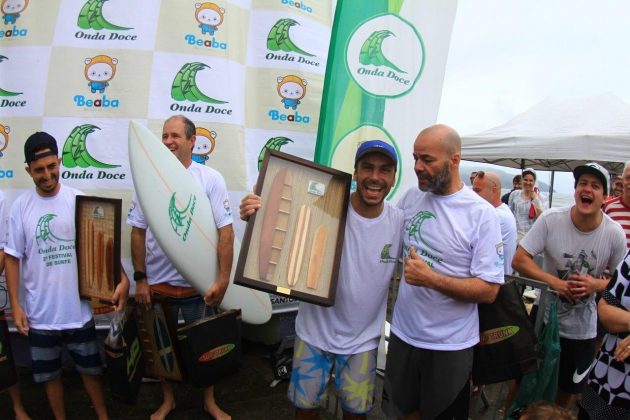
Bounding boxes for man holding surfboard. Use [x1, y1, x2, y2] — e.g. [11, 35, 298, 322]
[240, 140, 403, 419]
[5, 131, 130, 420]
[128, 115, 234, 420]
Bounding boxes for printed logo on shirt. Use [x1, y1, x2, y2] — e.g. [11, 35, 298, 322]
[405, 211, 443, 268]
[379, 243, 397, 263]
[168, 192, 197, 241]
[35, 214, 75, 267]
[222, 198, 231, 218]
[559, 249, 595, 279]
[495, 241, 505, 269]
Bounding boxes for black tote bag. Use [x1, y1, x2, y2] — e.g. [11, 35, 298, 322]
[177, 309, 242, 388]
[472, 280, 540, 385]
[104, 310, 144, 404]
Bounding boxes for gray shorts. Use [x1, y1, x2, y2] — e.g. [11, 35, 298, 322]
[382, 333, 473, 419]
[29, 319, 102, 383]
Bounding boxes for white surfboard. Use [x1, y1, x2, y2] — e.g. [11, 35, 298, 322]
[128, 121, 271, 324]
[222, 238, 272, 324]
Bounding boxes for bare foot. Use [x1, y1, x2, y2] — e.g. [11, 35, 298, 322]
[14, 408, 31, 420]
[150, 400, 176, 420]
[204, 403, 231, 420]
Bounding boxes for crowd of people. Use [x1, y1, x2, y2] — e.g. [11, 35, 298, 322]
[3, 119, 630, 419]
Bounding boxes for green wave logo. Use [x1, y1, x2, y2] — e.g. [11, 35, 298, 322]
[35, 214, 73, 245]
[380, 244, 393, 260]
[407, 211, 442, 254]
[257, 137, 293, 170]
[0, 56, 22, 97]
[359, 30, 406, 73]
[77, 0, 133, 31]
[267, 18, 314, 57]
[62, 124, 120, 169]
[171, 62, 228, 104]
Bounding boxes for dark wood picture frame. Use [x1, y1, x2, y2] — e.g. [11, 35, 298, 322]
[130, 299, 184, 382]
[75, 196, 122, 303]
[235, 150, 351, 306]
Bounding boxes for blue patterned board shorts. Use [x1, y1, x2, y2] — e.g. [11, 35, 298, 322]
[288, 335, 378, 414]
[29, 318, 102, 383]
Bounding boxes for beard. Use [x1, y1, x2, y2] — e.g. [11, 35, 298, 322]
[417, 162, 451, 194]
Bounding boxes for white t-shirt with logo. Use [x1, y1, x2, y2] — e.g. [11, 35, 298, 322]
[520, 206, 626, 339]
[392, 186, 505, 351]
[295, 201, 404, 354]
[496, 203, 518, 275]
[5, 185, 93, 330]
[127, 162, 233, 287]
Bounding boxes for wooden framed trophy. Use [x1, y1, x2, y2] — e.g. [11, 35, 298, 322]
[131, 299, 184, 382]
[75, 196, 122, 303]
[235, 150, 351, 306]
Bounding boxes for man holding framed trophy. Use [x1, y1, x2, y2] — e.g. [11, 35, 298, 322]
[240, 140, 403, 419]
[5, 132, 130, 420]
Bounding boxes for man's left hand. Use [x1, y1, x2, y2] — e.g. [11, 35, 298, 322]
[567, 273, 596, 300]
[204, 281, 228, 307]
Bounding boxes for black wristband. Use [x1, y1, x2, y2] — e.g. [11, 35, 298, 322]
[133, 271, 147, 281]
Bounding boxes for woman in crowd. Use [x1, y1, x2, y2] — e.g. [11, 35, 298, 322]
[579, 250, 630, 419]
[508, 168, 544, 240]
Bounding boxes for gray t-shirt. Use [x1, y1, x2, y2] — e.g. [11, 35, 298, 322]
[520, 206, 626, 339]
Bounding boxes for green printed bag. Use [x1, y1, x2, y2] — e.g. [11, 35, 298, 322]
[508, 299, 561, 418]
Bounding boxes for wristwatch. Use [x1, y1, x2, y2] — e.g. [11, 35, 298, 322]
[133, 271, 147, 281]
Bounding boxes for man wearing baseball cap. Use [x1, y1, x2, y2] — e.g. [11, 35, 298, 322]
[5, 132, 129, 420]
[513, 162, 626, 409]
[240, 140, 403, 419]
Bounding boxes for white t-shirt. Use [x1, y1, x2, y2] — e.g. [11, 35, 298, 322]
[496, 203, 517, 275]
[127, 162, 233, 287]
[520, 206, 626, 339]
[5, 185, 93, 330]
[392, 186, 505, 351]
[295, 201, 404, 354]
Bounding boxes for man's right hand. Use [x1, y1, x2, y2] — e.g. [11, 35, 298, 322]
[12, 304, 29, 336]
[135, 279, 152, 310]
[239, 193, 261, 221]
[551, 277, 576, 304]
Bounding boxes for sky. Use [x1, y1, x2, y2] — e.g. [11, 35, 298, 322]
[436, 0, 630, 196]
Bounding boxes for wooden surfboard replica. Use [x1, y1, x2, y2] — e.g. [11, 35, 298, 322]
[134, 302, 183, 381]
[128, 121, 271, 324]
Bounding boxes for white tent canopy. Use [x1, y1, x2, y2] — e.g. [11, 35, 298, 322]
[461, 93, 630, 174]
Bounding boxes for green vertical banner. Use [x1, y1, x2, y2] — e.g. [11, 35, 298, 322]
[314, 0, 457, 200]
